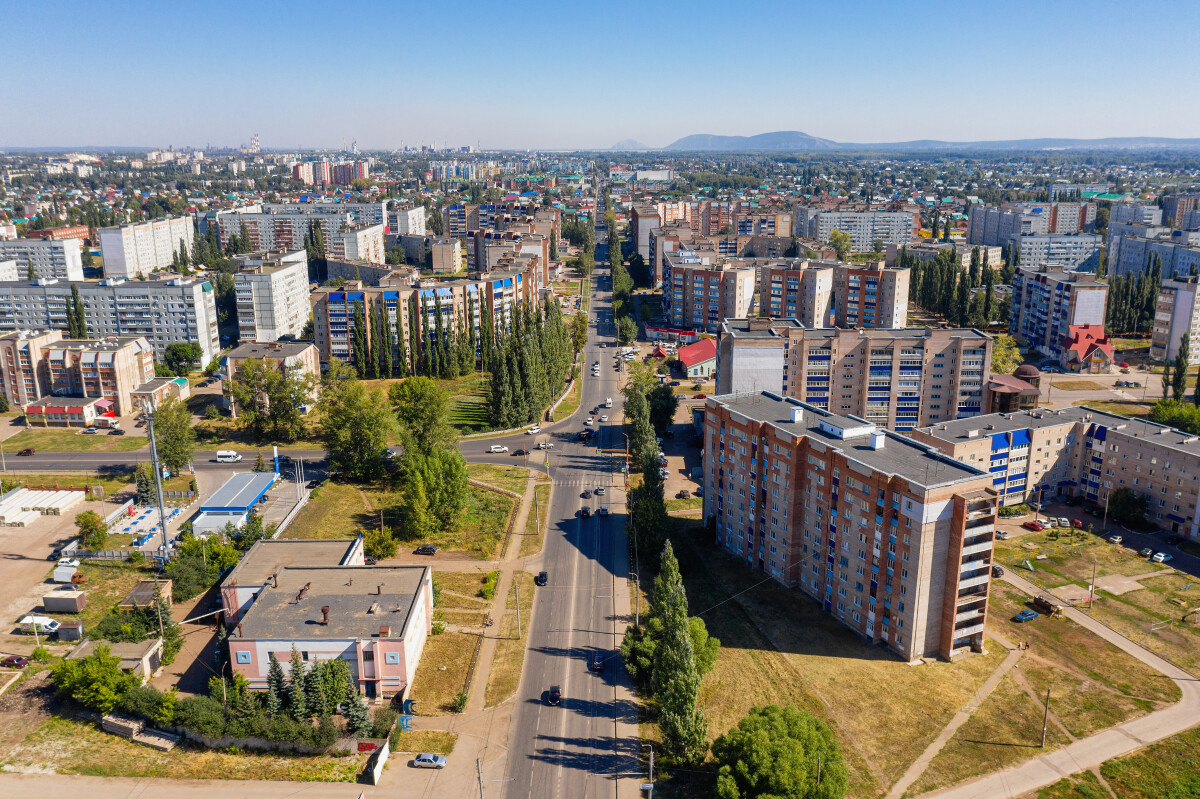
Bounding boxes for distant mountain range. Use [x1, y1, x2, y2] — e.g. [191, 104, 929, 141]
[610, 139, 652, 151]
[648, 130, 1200, 153]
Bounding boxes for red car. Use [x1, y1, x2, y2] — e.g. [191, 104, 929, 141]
[1023, 520, 1046, 532]
[693, 393, 707, 399]
[1120, 362, 1129, 368]
[17, 448, 34, 456]
[0, 656, 29, 669]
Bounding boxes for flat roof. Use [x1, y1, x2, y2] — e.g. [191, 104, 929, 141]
[917, 406, 1200, 459]
[720, 318, 990, 342]
[226, 341, 316, 360]
[713, 392, 986, 489]
[202, 472, 277, 512]
[225, 538, 361, 586]
[234, 565, 428, 641]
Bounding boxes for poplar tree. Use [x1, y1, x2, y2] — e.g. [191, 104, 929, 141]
[351, 300, 368, 378]
[1172, 333, 1190, 401]
[651, 543, 708, 764]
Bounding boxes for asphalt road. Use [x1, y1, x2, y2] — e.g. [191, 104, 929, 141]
[2, 448, 328, 473]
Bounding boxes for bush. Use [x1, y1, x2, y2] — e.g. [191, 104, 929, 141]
[174, 695, 226, 737]
[371, 706, 398, 738]
[431, 621, 447, 636]
[128, 551, 145, 565]
[31, 646, 50, 663]
[450, 691, 468, 713]
[479, 570, 499, 600]
[363, 527, 399, 560]
[998, 503, 1029, 517]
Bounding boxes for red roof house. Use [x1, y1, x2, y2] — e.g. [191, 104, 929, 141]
[1061, 325, 1114, 373]
[677, 338, 718, 379]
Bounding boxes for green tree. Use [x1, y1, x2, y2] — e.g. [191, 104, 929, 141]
[162, 342, 203, 376]
[990, 335, 1021, 375]
[617, 316, 637, 345]
[135, 462, 158, 506]
[1107, 487, 1148, 528]
[363, 526, 399, 560]
[828, 229, 851, 260]
[388, 376, 455, 454]
[713, 705, 849, 799]
[402, 447, 469, 533]
[652, 542, 708, 764]
[26, 258, 34, 281]
[74, 509, 107, 549]
[227, 357, 315, 444]
[288, 647, 307, 720]
[303, 666, 327, 721]
[625, 391, 656, 466]
[344, 690, 373, 737]
[266, 652, 285, 716]
[153, 395, 195, 474]
[647, 385, 679, 433]
[317, 360, 395, 481]
[570, 312, 588, 353]
[1172, 333, 1190, 402]
[50, 645, 137, 714]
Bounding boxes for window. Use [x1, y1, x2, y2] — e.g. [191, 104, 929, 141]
[385, 651, 400, 664]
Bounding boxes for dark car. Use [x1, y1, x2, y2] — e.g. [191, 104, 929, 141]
[1013, 609, 1038, 623]
[582, 489, 593, 499]
[414, 545, 438, 556]
[1166, 535, 1184, 546]
[590, 652, 605, 672]
[17, 448, 34, 456]
[109, 428, 127, 436]
[46, 548, 63, 562]
[580, 506, 591, 517]
[676, 490, 691, 499]
[669, 381, 680, 386]
[535, 571, 548, 586]
[992, 564, 1005, 577]
[1064, 495, 1084, 507]
[364, 556, 378, 565]
[306, 480, 321, 489]
[0, 656, 29, 669]
[547, 685, 562, 706]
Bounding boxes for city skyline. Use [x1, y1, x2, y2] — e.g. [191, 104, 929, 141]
[5, 0, 1200, 150]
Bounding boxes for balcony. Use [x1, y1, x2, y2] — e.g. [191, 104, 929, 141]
[961, 540, 993, 558]
[955, 606, 985, 623]
[954, 622, 985, 637]
[958, 574, 989, 591]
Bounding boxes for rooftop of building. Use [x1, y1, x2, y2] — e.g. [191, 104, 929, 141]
[0, 276, 210, 289]
[917, 406, 1200, 458]
[226, 340, 317, 361]
[202, 472, 277, 512]
[711, 392, 987, 489]
[132, 376, 189, 394]
[68, 638, 162, 671]
[1016, 266, 1106, 284]
[233, 565, 428, 641]
[224, 538, 361, 587]
[678, 338, 717, 367]
[719, 318, 990, 342]
[986, 373, 1039, 395]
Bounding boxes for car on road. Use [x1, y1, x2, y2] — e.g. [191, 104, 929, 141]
[1023, 520, 1046, 532]
[547, 685, 562, 706]
[991, 565, 1005, 577]
[17, 448, 34, 456]
[537, 441, 554, 450]
[600, 415, 608, 422]
[81, 427, 98, 434]
[535, 571, 548, 586]
[1152, 552, 1174, 563]
[1108, 535, 1123, 545]
[1139, 547, 1154, 557]
[594, 487, 605, 495]
[526, 426, 541, 435]
[676, 490, 691, 499]
[489, 445, 509, 453]
[584, 417, 593, 425]
[412, 753, 446, 769]
[582, 489, 592, 499]
[0, 656, 29, 669]
[693, 393, 707, 399]
[598, 506, 609, 516]
[580, 506, 591, 517]
[590, 652, 605, 672]
[306, 480, 321, 489]
[414, 545, 438, 556]
[109, 428, 126, 436]
[1166, 535, 1183, 546]
[1013, 609, 1039, 623]
[281, 471, 295, 480]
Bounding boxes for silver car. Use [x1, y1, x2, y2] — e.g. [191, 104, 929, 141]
[413, 753, 447, 769]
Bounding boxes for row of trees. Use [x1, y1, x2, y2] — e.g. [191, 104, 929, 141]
[483, 299, 575, 430]
[906, 246, 1005, 328]
[263, 648, 371, 736]
[1105, 255, 1161, 335]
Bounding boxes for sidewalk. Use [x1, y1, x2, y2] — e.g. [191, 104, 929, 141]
[916, 571, 1200, 799]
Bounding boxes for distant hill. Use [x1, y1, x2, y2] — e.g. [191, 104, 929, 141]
[659, 130, 1200, 153]
[610, 139, 652, 150]
[665, 131, 839, 152]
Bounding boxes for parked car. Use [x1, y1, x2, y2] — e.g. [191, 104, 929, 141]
[383, 448, 397, 460]
[991, 565, 1005, 577]
[1165, 535, 1183, 546]
[1072, 519, 1084, 528]
[547, 685, 562, 706]
[17, 448, 34, 456]
[580, 506, 591, 517]
[995, 530, 1009, 540]
[676, 490, 691, 499]
[412, 753, 446, 769]
[693, 393, 707, 399]
[1065, 496, 1085, 507]
[414, 545, 438, 556]
[1108, 535, 1124, 545]
[364, 556, 377, 566]
[0, 656, 29, 669]
[1085, 505, 1102, 516]
[1056, 517, 1071, 528]
[590, 652, 605, 672]
[1013, 609, 1039, 623]
[489, 445, 509, 453]
[306, 480, 321, 489]
[1023, 520, 1046, 532]
[81, 427, 98, 435]
[1139, 547, 1154, 557]
[658, 468, 670, 479]
[109, 428, 127, 436]
[600, 415, 608, 422]
[534, 571, 548, 586]
[1152, 552, 1174, 563]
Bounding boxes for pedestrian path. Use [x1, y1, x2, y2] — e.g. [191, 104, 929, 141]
[914, 571, 1200, 799]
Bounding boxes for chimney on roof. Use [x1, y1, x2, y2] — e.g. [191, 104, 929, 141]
[368, 602, 380, 614]
[380, 625, 391, 637]
[236, 623, 243, 637]
[296, 581, 311, 602]
[870, 430, 886, 450]
[377, 584, 383, 595]
[271, 572, 278, 588]
[320, 605, 330, 624]
[790, 407, 803, 423]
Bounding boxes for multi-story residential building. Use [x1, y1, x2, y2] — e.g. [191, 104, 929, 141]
[215, 205, 386, 264]
[759, 260, 909, 329]
[1109, 201, 1163, 227]
[760, 264, 834, 327]
[97, 216, 195, 278]
[1012, 234, 1102, 271]
[27, 225, 90, 242]
[661, 252, 756, 333]
[0, 276, 219, 364]
[232, 249, 312, 343]
[0, 238, 84, 281]
[310, 267, 540, 372]
[630, 204, 662, 261]
[716, 319, 990, 431]
[703, 392, 998, 661]
[733, 208, 792, 237]
[913, 406, 1200, 539]
[0, 329, 154, 416]
[389, 204, 427, 236]
[431, 238, 464, 273]
[1151, 275, 1200, 364]
[1162, 193, 1200, 226]
[223, 340, 320, 417]
[795, 210, 916, 253]
[1011, 267, 1108, 359]
[1107, 227, 1200, 279]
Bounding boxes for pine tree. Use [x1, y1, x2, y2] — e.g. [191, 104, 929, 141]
[266, 652, 285, 716]
[304, 660, 327, 717]
[288, 647, 308, 720]
[344, 690, 372, 737]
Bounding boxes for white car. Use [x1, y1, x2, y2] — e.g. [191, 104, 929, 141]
[598, 506, 610, 516]
[1152, 552, 1174, 563]
[659, 468, 670, 479]
[489, 445, 509, 453]
[600, 415, 608, 422]
[584, 417, 594, 426]
[81, 427, 98, 435]
[412, 753, 447, 769]
[526, 426, 541, 435]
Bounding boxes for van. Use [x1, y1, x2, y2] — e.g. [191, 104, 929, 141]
[605, 397, 613, 408]
[19, 615, 60, 635]
[216, 450, 242, 463]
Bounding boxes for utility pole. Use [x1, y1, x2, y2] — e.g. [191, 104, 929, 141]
[817, 753, 823, 786]
[1041, 683, 1052, 748]
[144, 401, 172, 558]
[1088, 558, 1097, 611]
[644, 744, 655, 798]
[476, 756, 485, 798]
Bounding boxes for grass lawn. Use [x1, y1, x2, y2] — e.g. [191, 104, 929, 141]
[519, 484, 552, 557]
[554, 378, 581, 421]
[1071, 400, 1153, 417]
[995, 529, 1168, 584]
[434, 571, 495, 609]
[1100, 724, 1200, 799]
[443, 372, 490, 434]
[4, 428, 147, 453]
[1051, 380, 1110, 392]
[1, 716, 364, 781]
[908, 673, 1072, 795]
[286, 480, 376, 539]
[388, 729, 457, 756]
[44, 560, 163, 637]
[666, 529, 1011, 799]
[1037, 770, 1109, 799]
[485, 571, 536, 707]
[665, 497, 703, 513]
[466, 462, 530, 495]
[407, 630, 481, 714]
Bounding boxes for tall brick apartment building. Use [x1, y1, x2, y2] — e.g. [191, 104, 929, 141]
[703, 392, 999, 662]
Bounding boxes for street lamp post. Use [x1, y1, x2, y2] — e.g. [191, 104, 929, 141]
[143, 402, 172, 557]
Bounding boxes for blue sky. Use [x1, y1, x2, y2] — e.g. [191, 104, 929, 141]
[4, 0, 1199, 150]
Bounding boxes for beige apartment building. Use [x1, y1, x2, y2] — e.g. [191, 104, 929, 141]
[662, 252, 756, 332]
[704, 392, 998, 662]
[232, 249, 312, 343]
[1150, 275, 1200, 364]
[913, 407, 1200, 539]
[716, 319, 991, 431]
[760, 260, 909, 329]
[0, 329, 155, 417]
